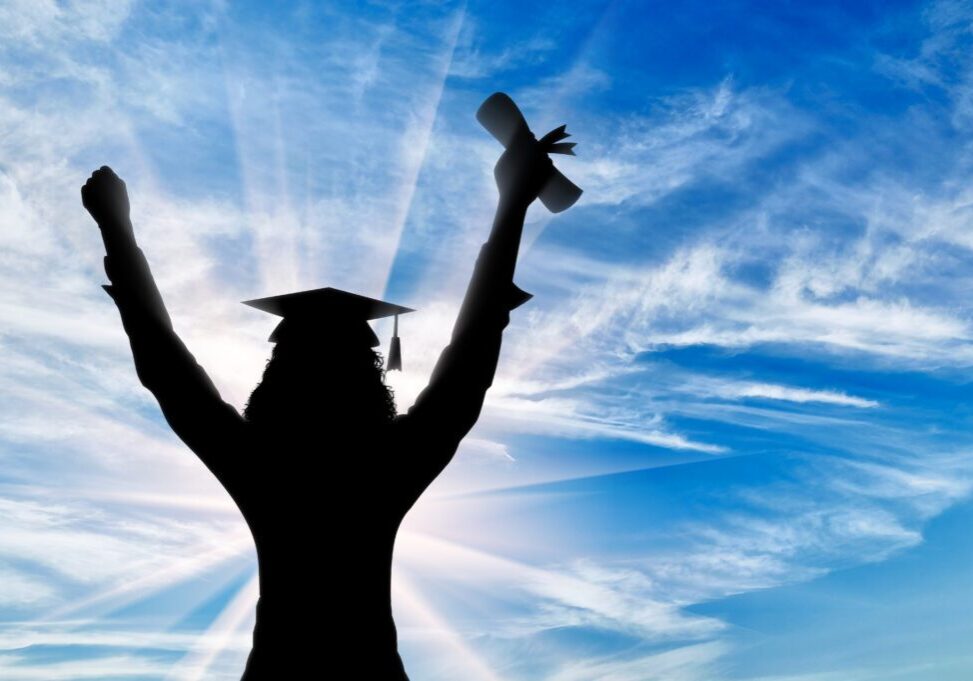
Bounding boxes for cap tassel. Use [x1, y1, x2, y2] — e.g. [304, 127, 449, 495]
[387, 314, 402, 371]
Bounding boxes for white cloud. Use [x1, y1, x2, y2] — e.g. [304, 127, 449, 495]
[547, 641, 728, 681]
[0, 496, 248, 591]
[487, 394, 727, 453]
[460, 437, 517, 463]
[450, 23, 557, 79]
[720, 382, 879, 408]
[565, 77, 810, 209]
[0, 654, 167, 681]
[0, 0, 134, 46]
[396, 533, 724, 642]
[0, 564, 57, 607]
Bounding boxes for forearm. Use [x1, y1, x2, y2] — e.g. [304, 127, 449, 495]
[94, 211, 190, 401]
[97, 213, 136, 253]
[486, 197, 529, 274]
[451, 197, 530, 341]
[98, 217, 173, 331]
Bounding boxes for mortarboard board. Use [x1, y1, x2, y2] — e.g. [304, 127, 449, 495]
[242, 287, 415, 370]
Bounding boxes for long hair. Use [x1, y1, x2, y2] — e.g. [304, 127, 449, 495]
[243, 336, 396, 432]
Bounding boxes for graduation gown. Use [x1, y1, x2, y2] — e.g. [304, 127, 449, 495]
[101, 211, 529, 680]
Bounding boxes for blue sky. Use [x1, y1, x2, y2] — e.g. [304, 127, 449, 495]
[1, 0, 973, 679]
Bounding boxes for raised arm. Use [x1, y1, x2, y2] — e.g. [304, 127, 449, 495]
[395, 134, 556, 488]
[82, 167, 245, 485]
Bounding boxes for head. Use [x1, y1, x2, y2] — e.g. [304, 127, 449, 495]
[243, 322, 396, 433]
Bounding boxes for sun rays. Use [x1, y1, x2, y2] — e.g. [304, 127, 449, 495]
[393, 572, 505, 681]
[166, 573, 258, 681]
[377, 5, 468, 297]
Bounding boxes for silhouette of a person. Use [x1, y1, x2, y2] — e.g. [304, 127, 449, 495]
[82, 128, 558, 679]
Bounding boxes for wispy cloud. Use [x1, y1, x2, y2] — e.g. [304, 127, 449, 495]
[716, 382, 879, 408]
[547, 641, 728, 681]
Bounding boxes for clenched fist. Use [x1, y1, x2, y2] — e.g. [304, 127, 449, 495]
[82, 166, 131, 228]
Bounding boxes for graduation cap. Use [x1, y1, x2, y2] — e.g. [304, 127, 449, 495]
[242, 287, 415, 371]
